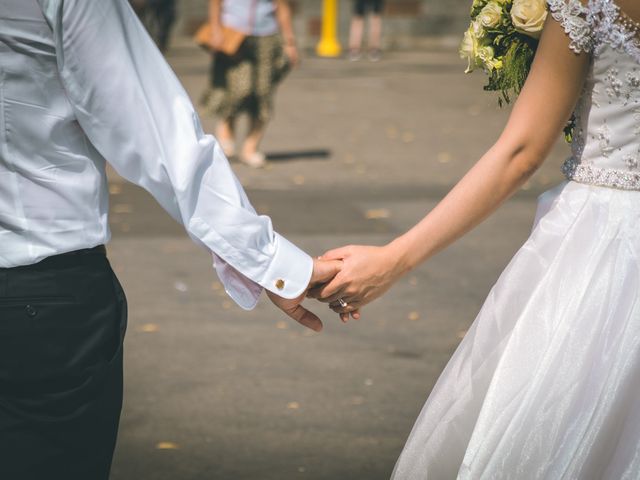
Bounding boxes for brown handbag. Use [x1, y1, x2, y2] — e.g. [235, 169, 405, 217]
[194, 23, 246, 56]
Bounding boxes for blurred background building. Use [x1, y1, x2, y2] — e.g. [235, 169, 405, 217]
[176, 0, 471, 50]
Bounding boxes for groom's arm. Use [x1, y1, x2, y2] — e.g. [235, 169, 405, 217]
[38, 0, 318, 314]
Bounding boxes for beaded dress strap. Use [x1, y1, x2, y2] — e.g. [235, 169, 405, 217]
[590, 0, 640, 63]
[616, 7, 640, 37]
[547, 0, 593, 54]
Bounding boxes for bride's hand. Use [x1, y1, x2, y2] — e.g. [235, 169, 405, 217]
[308, 244, 408, 318]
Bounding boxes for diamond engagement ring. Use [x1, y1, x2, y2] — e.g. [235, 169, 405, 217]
[338, 298, 348, 308]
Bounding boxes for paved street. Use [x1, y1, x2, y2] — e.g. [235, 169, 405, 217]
[108, 38, 570, 480]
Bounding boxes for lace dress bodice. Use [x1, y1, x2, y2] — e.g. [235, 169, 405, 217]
[549, 0, 640, 189]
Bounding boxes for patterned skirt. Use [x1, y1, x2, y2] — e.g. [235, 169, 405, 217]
[201, 34, 290, 124]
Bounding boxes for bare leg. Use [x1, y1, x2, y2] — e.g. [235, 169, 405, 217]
[349, 16, 365, 60]
[215, 117, 236, 157]
[240, 116, 267, 168]
[368, 14, 382, 50]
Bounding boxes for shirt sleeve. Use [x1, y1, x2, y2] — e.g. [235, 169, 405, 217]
[37, 0, 313, 310]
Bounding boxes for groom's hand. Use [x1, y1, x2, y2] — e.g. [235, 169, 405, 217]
[267, 258, 342, 332]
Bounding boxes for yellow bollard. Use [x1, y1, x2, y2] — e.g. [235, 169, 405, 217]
[316, 0, 342, 57]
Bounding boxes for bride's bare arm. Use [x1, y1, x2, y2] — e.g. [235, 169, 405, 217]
[312, 15, 591, 317]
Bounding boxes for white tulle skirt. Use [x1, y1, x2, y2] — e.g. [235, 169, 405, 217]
[392, 181, 640, 479]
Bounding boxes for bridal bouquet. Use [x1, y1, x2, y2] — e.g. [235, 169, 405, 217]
[460, 0, 547, 106]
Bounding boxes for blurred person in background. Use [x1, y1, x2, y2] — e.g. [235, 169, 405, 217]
[349, 0, 385, 61]
[130, 0, 177, 52]
[201, 0, 298, 169]
[0, 0, 339, 478]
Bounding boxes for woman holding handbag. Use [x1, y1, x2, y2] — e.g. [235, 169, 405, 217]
[201, 0, 298, 168]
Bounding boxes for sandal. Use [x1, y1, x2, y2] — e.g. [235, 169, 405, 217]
[368, 48, 382, 62]
[240, 152, 267, 169]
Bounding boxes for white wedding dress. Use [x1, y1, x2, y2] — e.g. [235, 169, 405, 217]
[392, 1, 640, 478]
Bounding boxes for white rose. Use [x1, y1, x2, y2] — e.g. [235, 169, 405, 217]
[460, 27, 481, 73]
[511, 0, 548, 39]
[478, 2, 503, 29]
[471, 19, 486, 39]
[477, 45, 503, 71]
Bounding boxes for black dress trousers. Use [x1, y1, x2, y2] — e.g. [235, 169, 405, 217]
[0, 247, 127, 480]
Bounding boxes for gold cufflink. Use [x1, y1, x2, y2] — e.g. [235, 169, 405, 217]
[275, 279, 285, 290]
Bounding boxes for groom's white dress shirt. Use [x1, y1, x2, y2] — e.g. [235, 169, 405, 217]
[0, 0, 312, 309]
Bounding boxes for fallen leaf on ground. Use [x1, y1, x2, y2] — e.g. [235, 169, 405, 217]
[402, 131, 415, 143]
[287, 402, 300, 410]
[156, 442, 180, 450]
[137, 323, 159, 333]
[365, 209, 390, 220]
[112, 203, 133, 214]
[437, 152, 452, 164]
[408, 311, 420, 321]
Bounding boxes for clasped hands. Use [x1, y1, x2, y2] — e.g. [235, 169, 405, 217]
[268, 243, 407, 331]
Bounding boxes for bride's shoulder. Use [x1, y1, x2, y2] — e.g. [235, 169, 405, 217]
[546, 0, 590, 21]
[546, 0, 589, 11]
[547, 0, 593, 54]
[565, 0, 640, 62]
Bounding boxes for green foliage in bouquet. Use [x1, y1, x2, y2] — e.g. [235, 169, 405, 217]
[461, 0, 545, 105]
[461, 0, 573, 140]
[486, 39, 536, 107]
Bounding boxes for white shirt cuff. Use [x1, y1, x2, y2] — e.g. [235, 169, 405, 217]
[212, 234, 313, 310]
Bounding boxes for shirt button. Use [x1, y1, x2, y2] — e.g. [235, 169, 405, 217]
[275, 279, 285, 290]
[25, 305, 38, 318]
